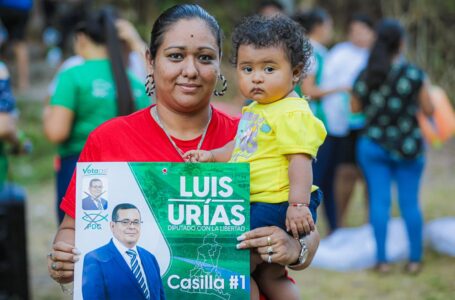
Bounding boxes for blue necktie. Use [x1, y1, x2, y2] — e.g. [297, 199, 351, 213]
[126, 249, 150, 299]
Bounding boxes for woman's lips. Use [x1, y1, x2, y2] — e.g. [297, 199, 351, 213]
[178, 83, 201, 93]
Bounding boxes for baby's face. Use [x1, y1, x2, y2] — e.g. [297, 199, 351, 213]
[236, 45, 297, 104]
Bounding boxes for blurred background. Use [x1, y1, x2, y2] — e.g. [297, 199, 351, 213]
[0, 0, 454, 299]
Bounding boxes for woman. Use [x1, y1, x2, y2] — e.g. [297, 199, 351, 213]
[47, 4, 320, 296]
[43, 9, 151, 223]
[295, 7, 342, 123]
[351, 19, 433, 273]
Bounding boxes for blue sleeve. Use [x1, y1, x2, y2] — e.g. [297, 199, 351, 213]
[0, 63, 16, 113]
[82, 253, 107, 300]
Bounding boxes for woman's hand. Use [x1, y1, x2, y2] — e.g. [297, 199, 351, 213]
[236, 226, 301, 266]
[48, 214, 78, 283]
[47, 241, 80, 284]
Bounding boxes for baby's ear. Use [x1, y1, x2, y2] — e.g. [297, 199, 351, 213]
[292, 62, 304, 84]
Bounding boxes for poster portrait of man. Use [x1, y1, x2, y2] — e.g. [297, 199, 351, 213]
[82, 178, 108, 210]
[82, 203, 165, 300]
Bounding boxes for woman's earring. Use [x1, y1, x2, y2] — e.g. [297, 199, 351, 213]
[145, 74, 155, 96]
[213, 74, 227, 96]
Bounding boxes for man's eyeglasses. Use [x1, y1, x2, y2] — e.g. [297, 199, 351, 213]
[114, 219, 143, 227]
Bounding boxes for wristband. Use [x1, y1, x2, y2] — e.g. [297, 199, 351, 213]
[290, 203, 309, 208]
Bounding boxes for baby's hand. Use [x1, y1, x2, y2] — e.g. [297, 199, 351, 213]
[183, 150, 214, 163]
[286, 204, 315, 239]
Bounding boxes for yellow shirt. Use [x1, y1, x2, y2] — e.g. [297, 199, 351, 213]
[231, 97, 327, 203]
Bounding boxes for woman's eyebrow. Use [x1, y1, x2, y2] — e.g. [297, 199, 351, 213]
[163, 45, 217, 51]
[198, 46, 217, 52]
[163, 46, 186, 51]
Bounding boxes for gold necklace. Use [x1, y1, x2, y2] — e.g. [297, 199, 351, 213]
[151, 106, 212, 161]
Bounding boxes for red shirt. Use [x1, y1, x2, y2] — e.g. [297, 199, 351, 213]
[61, 105, 239, 218]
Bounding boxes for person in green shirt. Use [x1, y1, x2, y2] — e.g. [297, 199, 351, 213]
[43, 9, 151, 223]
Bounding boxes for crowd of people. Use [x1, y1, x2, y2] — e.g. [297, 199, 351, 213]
[257, 1, 432, 274]
[0, 0, 439, 298]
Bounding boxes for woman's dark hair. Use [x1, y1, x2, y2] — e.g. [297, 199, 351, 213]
[149, 4, 222, 59]
[294, 8, 330, 34]
[348, 13, 374, 30]
[76, 8, 134, 116]
[231, 14, 312, 81]
[257, 0, 284, 13]
[363, 19, 404, 89]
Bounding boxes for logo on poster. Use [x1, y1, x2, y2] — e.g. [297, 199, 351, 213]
[82, 164, 107, 176]
[82, 211, 109, 230]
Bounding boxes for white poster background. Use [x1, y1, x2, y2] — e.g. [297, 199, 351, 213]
[74, 162, 171, 300]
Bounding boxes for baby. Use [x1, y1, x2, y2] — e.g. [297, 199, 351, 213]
[185, 14, 326, 300]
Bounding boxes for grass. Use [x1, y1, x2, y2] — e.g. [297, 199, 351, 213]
[292, 140, 455, 299]
[12, 97, 455, 299]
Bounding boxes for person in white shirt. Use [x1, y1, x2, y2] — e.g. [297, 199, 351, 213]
[315, 14, 375, 231]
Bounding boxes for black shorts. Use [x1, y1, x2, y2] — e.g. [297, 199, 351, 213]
[339, 129, 362, 165]
[0, 7, 30, 41]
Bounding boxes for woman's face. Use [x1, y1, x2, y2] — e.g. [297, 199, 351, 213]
[348, 21, 375, 49]
[149, 18, 221, 113]
[320, 18, 333, 45]
[73, 33, 86, 57]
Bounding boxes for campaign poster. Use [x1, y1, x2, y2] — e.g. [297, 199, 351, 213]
[74, 162, 250, 300]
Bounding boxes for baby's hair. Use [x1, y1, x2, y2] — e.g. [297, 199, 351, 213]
[231, 14, 312, 81]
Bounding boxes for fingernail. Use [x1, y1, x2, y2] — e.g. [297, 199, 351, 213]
[236, 243, 243, 249]
[72, 248, 81, 255]
[73, 255, 80, 262]
[237, 234, 245, 241]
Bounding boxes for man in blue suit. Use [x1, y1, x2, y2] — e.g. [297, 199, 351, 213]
[82, 203, 165, 299]
[82, 178, 108, 210]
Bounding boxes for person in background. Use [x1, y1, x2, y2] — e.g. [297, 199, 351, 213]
[294, 8, 345, 124]
[41, 0, 89, 59]
[316, 14, 375, 231]
[0, 61, 29, 201]
[46, 5, 321, 299]
[352, 19, 433, 274]
[0, 0, 32, 91]
[47, 18, 148, 97]
[257, 0, 285, 16]
[43, 9, 150, 223]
